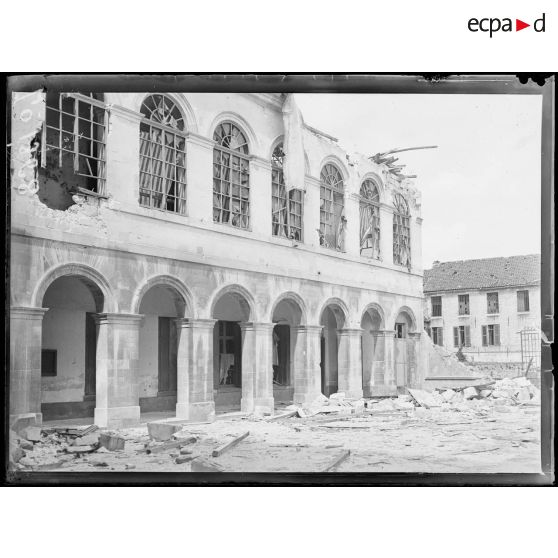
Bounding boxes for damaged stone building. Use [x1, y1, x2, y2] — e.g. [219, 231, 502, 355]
[424, 255, 541, 365]
[10, 91, 427, 428]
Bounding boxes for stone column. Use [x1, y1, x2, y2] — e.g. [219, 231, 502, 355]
[369, 330, 396, 396]
[337, 328, 364, 399]
[292, 325, 323, 405]
[240, 322, 275, 415]
[10, 307, 48, 426]
[407, 332, 422, 388]
[94, 313, 143, 428]
[379, 329, 396, 387]
[175, 318, 216, 422]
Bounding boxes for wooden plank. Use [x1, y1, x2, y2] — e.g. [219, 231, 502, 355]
[321, 450, 350, 472]
[139, 437, 197, 454]
[266, 410, 297, 422]
[212, 431, 250, 457]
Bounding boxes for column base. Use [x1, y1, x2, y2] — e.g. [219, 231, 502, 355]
[9, 412, 42, 433]
[176, 401, 215, 423]
[293, 390, 323, 406]
[369, 385, 398, 397]
[94, 406, 140, 428]
[344, 388, 364, 399]
[241, 397, 274, 416]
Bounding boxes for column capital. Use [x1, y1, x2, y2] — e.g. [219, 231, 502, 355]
[94, 313, 144, 326]
[239, 321, 275, 332]
[408, 331, 422, 339]
[376, 329, 396, 338]
[337, 327, 363, 336]
[180, 318, 217, 330]
[293, 324, 324, 334]
[10, 306, 49, 319]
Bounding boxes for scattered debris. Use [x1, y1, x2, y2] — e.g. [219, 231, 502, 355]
[408, 388, 441, 408]
[99, 433, 125, 451]
[266, 410, 298, 422]
[22, 426, 43, 442]
[191, 457, 225, 472]
[322, 450, 351, 472]
[147, 422, 182, 441]
[175, 454, 199, 464]
[212, 431, 250, 457]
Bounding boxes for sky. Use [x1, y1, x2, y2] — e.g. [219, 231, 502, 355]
[294, 93, 542, 270]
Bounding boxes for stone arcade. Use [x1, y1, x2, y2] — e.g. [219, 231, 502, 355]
[10, 91, 426, 428]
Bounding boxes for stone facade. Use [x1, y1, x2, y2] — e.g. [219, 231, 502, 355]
[10, 91, 425, 428]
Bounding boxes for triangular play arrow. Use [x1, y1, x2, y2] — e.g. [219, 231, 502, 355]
[516, 19, 530, 31]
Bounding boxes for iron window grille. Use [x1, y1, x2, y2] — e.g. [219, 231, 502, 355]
[139, 95, 187, 214]
[431, 327, 443, 346]
[42, 92, 107, 194]
[453, 325, 471, 347]
[458, 294, 470, 315]
[359, 179, 381, 259]
[319, 163, 345, 250]
[431, 296, 442, 317]
[393, 192, 411, 268]
[271, 144, 303, 241]
[482, 324, 501, 346]
[487, 292, 499, 314]
[213, 122, 250, 229]
[517, 290, 530, 312]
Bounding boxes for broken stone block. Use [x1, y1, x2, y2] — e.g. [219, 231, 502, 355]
[175, 454, 199, 464]
[147, 422, 181, 442]
[479, 389, 492, 398]
[441, 389, 456, 402]
[20, 439, 34, 451]
[73, 432, 100, 446]
[514, 377, 531, 387]
[463, 387, 479, 400]
[517, 387, 531, 402]
[393, 400, 415, 410]
[329, 392, 346, 401]
[371, 399, 396, 412]
[9, 441, 25, 464]
[22, 426, 42, 442]
[10, 414, 38, 436]
[180, 447, 194, 455]
[99, 433, 125, 451]
[19, 456, 36, 467]
[190, 457, 225, 472]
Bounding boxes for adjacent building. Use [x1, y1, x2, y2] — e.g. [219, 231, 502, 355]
[423, 255, 541, 365]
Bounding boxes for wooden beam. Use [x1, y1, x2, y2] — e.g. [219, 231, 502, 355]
[321, 450, 350, 472]
[212, 431, 250, 457]
[266, 410, 297, 422]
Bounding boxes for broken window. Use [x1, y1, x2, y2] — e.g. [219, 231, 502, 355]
[40, 92, 107, 208]
[431, 327, 443, 346]
[392, 193, 411, 268]
[213, 122, 250, 229]
[482, 324, 500, 346]
[431, 296, 442, 317]
[453, 325, 471, 347]
[458, 294, 470, 315]
[517, 290, 530, 312]
[139, 95, 187, 214]
[359, 179, 381, 259]
[319, 163, 345, 250]
[487, 292, 499, 314]
[271, 144, 303, 241]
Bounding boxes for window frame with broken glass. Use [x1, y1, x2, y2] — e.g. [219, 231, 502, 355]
[139, 94, 187, 215]
[271, 144, 303, 241]
[359, 178, 381, 259]
[319, 163, 345, 251]
[392, 192, 411, 268]
[212, 122, 251, 230]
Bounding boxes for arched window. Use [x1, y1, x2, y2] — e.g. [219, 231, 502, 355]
[393, 192, 411, 268]
[359, 179, 381, 259]
[271, 144, 303, 241]
[139, 95, 187, 214]
[213, 122, 250, 229]
[319, 163, 345, 250]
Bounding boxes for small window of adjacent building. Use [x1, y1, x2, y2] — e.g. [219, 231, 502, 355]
[393, 193, 411, 268]
[431, 327, 443, 346]
[139, 95, 187, 214]
[487, 292, 499, 314]
[271, 144, 303, 241]
[319, 163, 345, 250]
[395, 322, 406, 339]
[453, 325, 471, 347]
[359, 179, 381, 259]
[517, 290, 530, 312]
[482, 324, 501, 346]
[41, 349, 57, 377]
[458, 294, 470, 315]
[213, 122, 250, 229]
[431, 296, 442, 317]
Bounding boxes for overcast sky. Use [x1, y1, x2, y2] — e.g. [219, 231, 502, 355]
[295, 94, 542, 270]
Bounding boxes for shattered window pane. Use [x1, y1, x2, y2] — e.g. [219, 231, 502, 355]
[392, 192, 411, 268]
[431, 296, 442, 317]
[139, 95, 187, 215]
[487, 292, 499, 314]
[359, 179, 381, 259]
[271, 144, 303, 241]
[320, 164, 345, 251]
[517, 290, 530, 312]
[213, 122, 250, 229]
[42, 92, 107, 195]
[458, 294, 470, 315]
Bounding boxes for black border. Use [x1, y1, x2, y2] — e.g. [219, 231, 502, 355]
[2, 73, 555, 486]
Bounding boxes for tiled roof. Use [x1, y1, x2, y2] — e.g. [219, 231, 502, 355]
[424, 254, 540, 293]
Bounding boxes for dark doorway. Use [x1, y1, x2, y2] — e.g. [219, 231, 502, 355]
[273, 324, 290, 386]
[216, 320, 242, 388]
[320, 333, 326, 395]
[158, 317, 178, 395]
[84, 312, 97, 400]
